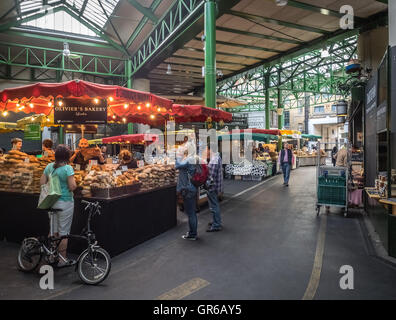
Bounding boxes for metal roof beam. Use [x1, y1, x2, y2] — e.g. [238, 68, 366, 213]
[193, 37, 283, 53]
[227, 10, 329, 35]
[126, 0, 158, 23]
[126, 0, 163, 48]
[183, 46, 260, 60]
[286, 0, 365, 23]
[170, 54, 250, 67]
[216, 26, 303, 45]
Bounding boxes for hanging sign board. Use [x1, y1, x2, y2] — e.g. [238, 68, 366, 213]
[64, 124, 98, 134]
[54, 98, 107, 124]
[24, 123, 41, 140]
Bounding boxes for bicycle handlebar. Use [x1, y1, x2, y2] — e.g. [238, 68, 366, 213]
[81, 200, 101, 215]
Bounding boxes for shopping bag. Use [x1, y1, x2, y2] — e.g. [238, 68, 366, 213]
[37, 168, 61, 209]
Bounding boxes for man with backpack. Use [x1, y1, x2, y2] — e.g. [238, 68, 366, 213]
[206, 146, 223, 232]
[176, 149, 209, 240]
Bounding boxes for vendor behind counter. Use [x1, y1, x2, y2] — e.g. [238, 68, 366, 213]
[117, 149, 137, 170]
[70, 138, 105, 170]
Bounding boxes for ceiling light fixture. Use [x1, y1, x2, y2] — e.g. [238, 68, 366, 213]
[166, 64, 172, 75]
[275, 0, 288, 6]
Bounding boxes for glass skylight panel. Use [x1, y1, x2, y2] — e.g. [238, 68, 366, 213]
[19, 0, 121, 34]
[22, 10, 97, 37]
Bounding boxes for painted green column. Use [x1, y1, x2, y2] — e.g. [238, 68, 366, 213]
[277, 88, 283, 129]
[59, 126, 64, 144]
[126, 59, 134, 133]
[265, 74, 270, 129]
[204, 0, 216, 108]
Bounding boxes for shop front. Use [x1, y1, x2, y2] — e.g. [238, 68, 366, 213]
[364, 46, 396, 257]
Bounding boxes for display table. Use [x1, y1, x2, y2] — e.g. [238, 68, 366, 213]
[379, 198, 396, 215]
[298, 156, 326, 167]
[0, 185, 177, 257]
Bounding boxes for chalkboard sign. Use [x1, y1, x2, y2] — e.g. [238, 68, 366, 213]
[365, 73, 378, 187]
[54, 98, 107, 124]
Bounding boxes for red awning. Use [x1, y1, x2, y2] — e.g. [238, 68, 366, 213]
[0, 80, 173, 115]
[102, 133, 158, 144]
[109, 104, 233, 125]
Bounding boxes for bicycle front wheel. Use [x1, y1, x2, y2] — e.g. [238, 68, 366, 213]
[17, 238, 42, 272]
[77, 247, 111, 285]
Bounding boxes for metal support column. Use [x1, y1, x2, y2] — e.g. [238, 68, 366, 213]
[265, 73, 270, 129]
[204, 0, 216, 108]
[126, 59, 134, 134]
[277, 88, 283, 129]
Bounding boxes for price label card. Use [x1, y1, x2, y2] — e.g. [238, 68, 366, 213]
[88, 170, 95, 176]
[24, 158, 30, 163]
[44, 151, 49, 157]
[89, 160, 98, 166]
[86, 164, 92, 171]
[137, 160, 144, 168]
[121, 166, 128, 172]
[106, 158, 113, 164]
[75, 164, 81, 171]
[115, 170, 122, 176]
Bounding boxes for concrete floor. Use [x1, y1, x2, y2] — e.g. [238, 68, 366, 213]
[1, 166, 396, 300]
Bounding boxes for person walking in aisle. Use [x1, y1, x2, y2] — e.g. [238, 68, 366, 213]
[206, 146, 223, 232]
[176, 150, 198, 240]
[279, 142, 293, 186]
[331, 146, 338, 167]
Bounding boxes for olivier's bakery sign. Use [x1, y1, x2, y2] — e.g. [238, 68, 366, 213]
[54, 98, 107, 124]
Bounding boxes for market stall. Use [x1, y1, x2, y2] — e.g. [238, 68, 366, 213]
[0, 80, 178, 257]
[295, 134, 326, 167]
[219, 132, 279, 181]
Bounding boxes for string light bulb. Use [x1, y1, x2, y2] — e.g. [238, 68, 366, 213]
[46, 117, 50, 122]
[146, 103, 150, 108]
[124, 104, 128, 109]
[57, 100, 63, 106]
[94, 98, 99, 104]
[109, 97, 114, 102]
[29, 103, 34, 108]
[48, 101, 52, 107]
[122, 117, 126, 123]
[2, 111, 8, 117]
[157, 107, 161, 112]
[16, 103, 20, 107]
[137, 105, 141, 110]
[150, 114, 155, 119]
[112, 115, 116, 119]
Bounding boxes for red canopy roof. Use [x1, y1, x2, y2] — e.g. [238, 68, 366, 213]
[0, 80, 173, 115]
[109, 104, 232, 125]
[102, 133, 158, 144]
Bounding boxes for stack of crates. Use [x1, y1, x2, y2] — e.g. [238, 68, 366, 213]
[318, 175, 346, 206]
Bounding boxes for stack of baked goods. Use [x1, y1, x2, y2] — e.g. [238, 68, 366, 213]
[3, 150, 29, 164]
[133, 164, 177, 192]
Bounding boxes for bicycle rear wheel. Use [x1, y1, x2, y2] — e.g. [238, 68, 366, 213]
[77, 247, 111, 285]
[17, 238, 42, 272]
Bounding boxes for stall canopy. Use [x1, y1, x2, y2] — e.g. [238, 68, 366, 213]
[0, 80, 173, 119]
[301, 134, 322, 140]
[115, 104, 233, 126]
[102, 133, 158, 144]
[0, 122, 21, 133]
[218, 132, 279, 142]
[280, 130, 302, 139]
[233, 129, 281, 136]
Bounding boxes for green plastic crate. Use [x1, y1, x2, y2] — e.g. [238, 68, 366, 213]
[318, 185, 346, 205]
[318, 176, 346, 186]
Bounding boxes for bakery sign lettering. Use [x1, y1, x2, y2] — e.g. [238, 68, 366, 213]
[54, 98, 107, 124]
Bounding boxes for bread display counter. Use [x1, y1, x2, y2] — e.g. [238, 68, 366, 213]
[0, 154, 178, 257]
